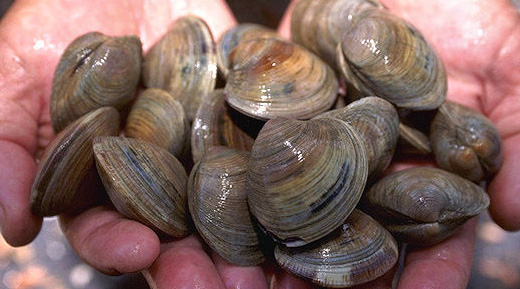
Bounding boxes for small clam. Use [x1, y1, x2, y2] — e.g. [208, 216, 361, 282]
[275, 209, 398, 288]
[291, 0, 385, 70]
[337, 10, 447, 110]
[125, 88, 190, 158]
[51, 32, 142, 133]
[31, 107, 120, 216]
[315, 96, 399, 181]
[217, 23, 281, 77]
[362, 167, 490, 246]
[188, 146, 265, 266]
[430, 101, 503, 182]
[143, 15, 217, 121]
[94, 137, 190, 237]
[247, 117, 368, 247]
[191, 89, 256, 164]
[225, 38, 338, 120]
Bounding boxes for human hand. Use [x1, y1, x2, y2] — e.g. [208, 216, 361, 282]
[280, 0, 520, 288]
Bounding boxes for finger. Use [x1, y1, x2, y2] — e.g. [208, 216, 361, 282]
[143, 235, 226, 289]
[277, 0, 299, 39]
[0, 141, 42, 246]
[270, 270, 318, 289]
[212, 253, 269, 289]
[59, 206, 160, 275]
[397, 218, 478, 289]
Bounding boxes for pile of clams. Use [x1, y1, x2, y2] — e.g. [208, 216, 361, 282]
[30, 0, 503, 287]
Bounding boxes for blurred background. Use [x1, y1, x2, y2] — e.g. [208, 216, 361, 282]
[1, 0, 520, 288]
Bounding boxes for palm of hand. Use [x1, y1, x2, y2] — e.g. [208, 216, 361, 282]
[0, 0, 519, 288]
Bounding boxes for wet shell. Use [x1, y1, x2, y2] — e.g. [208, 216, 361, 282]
[247, 117, 368, 247]
[191, 89, 256, 164]
[275, 209, 398, 288]
[430, 101, 503, 182]
[31, 107, 120, 216]
[217, 23, 281, 77]
[225, 38, 338, 120]
[125, 88, 190, 158]
[143, 15, 217, 121]
[291, 0, 385, 70]
[337, 10, 447, 110]
[315, 96, 399, 181]
[188, 146, 265, 266]
[94, 137, 190, 237]
[362, 167, 490, 246]
[50, 32, 142, 133]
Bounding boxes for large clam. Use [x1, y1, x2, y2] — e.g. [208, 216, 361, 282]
[188, 146, 265, 266]
[275, 209, 398, 288]
[430, 101, 503, 182]
[362, 167, 490, 246]
[50, 32, 142, 133]
[224, 38, 338, 120]
[143, 15, 217, 121]
[247, 117, 368, 247]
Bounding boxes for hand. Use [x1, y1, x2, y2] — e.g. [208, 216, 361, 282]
[280, 0, 520, 288]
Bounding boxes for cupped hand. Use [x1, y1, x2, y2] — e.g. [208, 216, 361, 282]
[281, 0, 520, 288]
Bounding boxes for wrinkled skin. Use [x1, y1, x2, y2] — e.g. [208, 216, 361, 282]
[0, 0, 519, 288]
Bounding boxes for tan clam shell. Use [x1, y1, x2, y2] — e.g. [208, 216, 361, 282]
[224, 38, 338, 120]
[217, 23, 281, 78]
[247, 117, 368, 247]
[188, 146, 265, 266]
[291, 0, 385, 70]
[191, 89, 256, 164]
[30, 107, 120, 216]
[337, 10, 447, 110]
[50, 32, 142, 133]
[125, 88, 190, 158]
[362, 167, 490, 246]
[143, 15, 217, 121]
[430, 101, 503, 182]
[315, 96, 399, 181]
[94, 137, 190, 237]
[275, 209, 398, 288]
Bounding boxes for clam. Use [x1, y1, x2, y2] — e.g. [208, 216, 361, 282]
[217, 23, 281, 78]
[94, 137, 190, 237]
[191, 89, 257, 164]
[275, 209, 398, 288]
[247, 117, 368, 247]
[31, 107, 120, 216]
[188, 146, 265, 266]
[430, 101, 503, 182]
[143, 15, 217, 121]
[291, 0, 385, 70]
[337, 10, 447, 110]
[125, 88, 190, 158]
[362, 167, 490, 246]
[50, 32, 142, 133]
[224, 38, 338, 120]
[315, 96, 399, 181]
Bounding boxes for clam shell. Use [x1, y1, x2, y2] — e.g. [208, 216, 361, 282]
[337, 10, 447, 110]
[50, 32, 142, 133]
[94, 137, 190, 237]
[247, 117, 368, 247]
[275, 209, 398, 288]
[188, 146, 265, 266]
[430, 101, 503, 182]
[30, 107, 120, 216]
[291, 0, 385, 70]
[143, 15, 217, 121]
[225, 38, 338, 120]
[191, 89, 256, 164]
[362, 167, 490, 246]
[315, 96, 399, 181]
[125, 88, 190, 158]
[217, 23, 281, 77]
